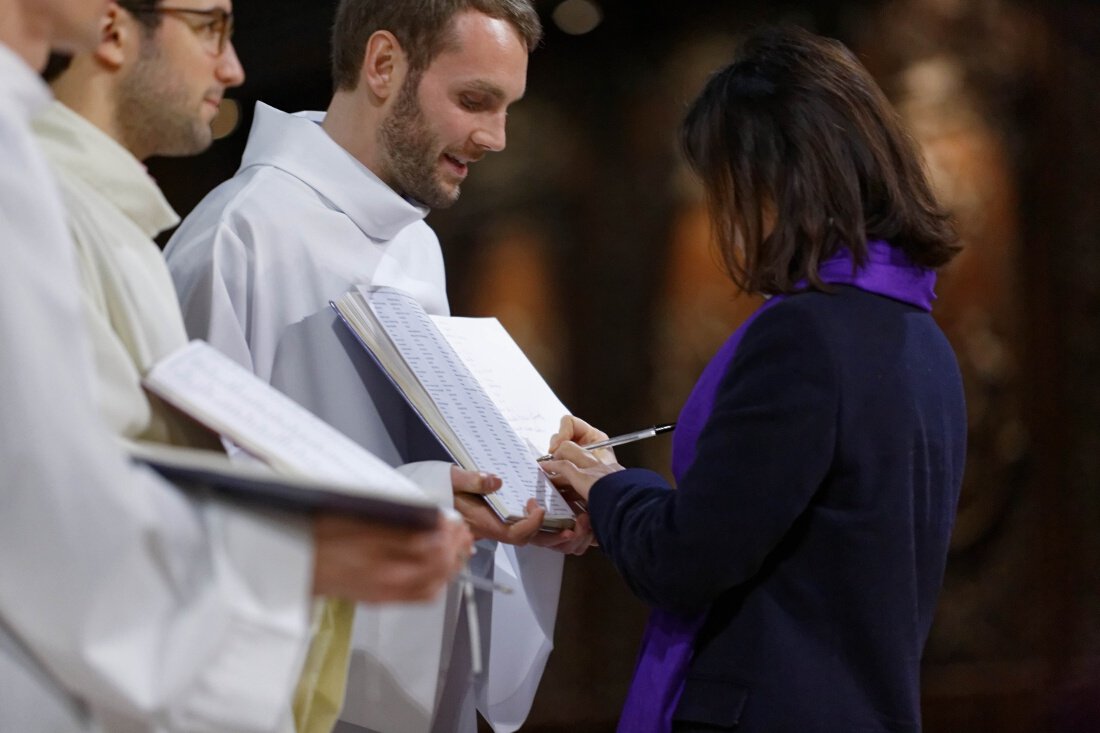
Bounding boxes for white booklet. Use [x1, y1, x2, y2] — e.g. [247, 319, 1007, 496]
[140, 340, 436, 520]
[331, 285, 576, 530]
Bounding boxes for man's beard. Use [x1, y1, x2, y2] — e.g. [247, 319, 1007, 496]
[378, 77, 459, 209]
[116, 41, 212, 158]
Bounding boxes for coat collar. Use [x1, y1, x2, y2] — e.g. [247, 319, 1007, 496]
[238, 102, 429, 241]
[811, 240, 938, 312]
[32, 101, 179, 238]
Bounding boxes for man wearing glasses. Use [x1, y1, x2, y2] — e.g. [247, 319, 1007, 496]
[34, 0, 243, 446]
[14, 2, 476, 730]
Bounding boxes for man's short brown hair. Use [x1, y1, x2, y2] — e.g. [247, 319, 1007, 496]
[330, 0, 542, 92]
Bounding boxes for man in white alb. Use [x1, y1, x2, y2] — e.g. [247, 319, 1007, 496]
[166, 1, 592, 731]
[0, 0, 473, 730]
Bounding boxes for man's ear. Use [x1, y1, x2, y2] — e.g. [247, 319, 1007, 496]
[93, 3, 133, 71]
[360, 30, 407, 101]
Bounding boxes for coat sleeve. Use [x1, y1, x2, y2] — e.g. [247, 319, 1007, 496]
[588, 302, 839, 612]
[0, 109, 312, 732]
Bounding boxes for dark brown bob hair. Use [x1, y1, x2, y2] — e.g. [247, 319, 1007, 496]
[331, 0, 543, 92]
[680, 26, 959, 295]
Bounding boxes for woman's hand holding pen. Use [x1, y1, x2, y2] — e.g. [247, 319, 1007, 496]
[542, 415, 626, 502]
[546, 415, 618, 466]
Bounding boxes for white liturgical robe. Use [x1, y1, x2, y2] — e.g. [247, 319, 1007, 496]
[32, 101, 204, 445]
[0, 44, 312, 733]
[165, 102, 562, 733]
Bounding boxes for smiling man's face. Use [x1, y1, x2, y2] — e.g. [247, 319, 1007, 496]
[377, 10, 527, 208]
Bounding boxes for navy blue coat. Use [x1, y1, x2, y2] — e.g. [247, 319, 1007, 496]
[589, 286, 966, 732]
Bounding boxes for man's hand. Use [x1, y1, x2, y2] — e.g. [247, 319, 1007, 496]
[311, 512, 473, 604]
[453, 492, 547, 545]
[450, 461, 595, 554]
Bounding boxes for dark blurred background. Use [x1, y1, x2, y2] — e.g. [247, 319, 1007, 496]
[149, 1, 1100, 730]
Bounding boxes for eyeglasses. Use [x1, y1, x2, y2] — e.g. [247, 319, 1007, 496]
[128, 5, 235, 56]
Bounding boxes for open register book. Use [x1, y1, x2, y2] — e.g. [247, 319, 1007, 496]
[137, 340, 438, 526]
[331, 285, 576, 530]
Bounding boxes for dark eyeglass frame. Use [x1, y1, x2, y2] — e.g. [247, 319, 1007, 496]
[127, 4, 235, 56]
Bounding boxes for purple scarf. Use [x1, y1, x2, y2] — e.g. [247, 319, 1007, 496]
[616, 241, 936, 732]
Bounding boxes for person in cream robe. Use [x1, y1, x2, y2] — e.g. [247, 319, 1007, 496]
[30, 0, 247, 446]
[31, 3, 484, 731]
[166, 3, 590, 731]
[33, 99, 216, 445]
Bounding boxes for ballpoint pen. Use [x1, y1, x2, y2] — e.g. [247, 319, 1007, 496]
[536, 422, 676, 462]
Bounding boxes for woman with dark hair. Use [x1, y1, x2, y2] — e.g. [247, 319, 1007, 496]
[544, 26, 966, 732]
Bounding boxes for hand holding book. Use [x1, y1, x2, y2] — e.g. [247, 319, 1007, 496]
[331, 286, 578, 530]
[135, 343, 481, 604]
[311, 511, 474, 604]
